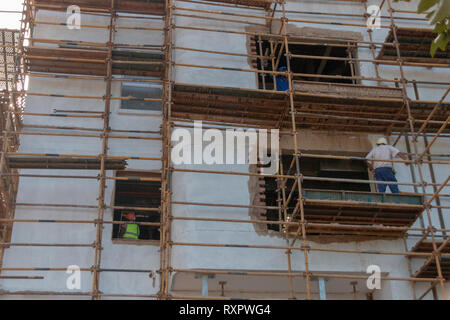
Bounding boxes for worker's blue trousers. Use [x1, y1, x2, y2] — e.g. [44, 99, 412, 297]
[374, 167, 400, 194]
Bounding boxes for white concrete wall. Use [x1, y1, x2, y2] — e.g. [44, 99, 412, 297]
[1, 0, 449, 299]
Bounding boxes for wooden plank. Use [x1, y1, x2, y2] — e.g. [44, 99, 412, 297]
[172, 84, 450, 133]
[293, 81, 403, 99]
[34, 0, 165, 15]
[25, 47, 164, 77]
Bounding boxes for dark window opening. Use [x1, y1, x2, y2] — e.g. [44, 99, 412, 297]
[261, 155, 369, 232]
[112, 171, 161, 241]
[121, 81, 162, 111]
[253, 37, 358, 90]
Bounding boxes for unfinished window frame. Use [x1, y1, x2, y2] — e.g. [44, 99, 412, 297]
[119, 77, 163, 114]
[111, 170, 161, 245]
[250, 150, 374, 236]
[266, 154, 371, 232]
[250, 34, 361, 90]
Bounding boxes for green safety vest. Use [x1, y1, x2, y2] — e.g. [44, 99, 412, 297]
[123, 223, 140, 240]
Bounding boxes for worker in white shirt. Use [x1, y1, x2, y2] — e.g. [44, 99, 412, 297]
[365, 138, 409, 193]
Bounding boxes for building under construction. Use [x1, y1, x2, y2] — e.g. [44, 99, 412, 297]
[0, 0, 449, 299]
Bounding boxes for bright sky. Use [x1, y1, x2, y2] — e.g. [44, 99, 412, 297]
[0, 0, 23, 30]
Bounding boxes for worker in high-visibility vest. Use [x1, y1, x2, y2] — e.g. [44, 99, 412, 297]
[122, 212, 140, 240]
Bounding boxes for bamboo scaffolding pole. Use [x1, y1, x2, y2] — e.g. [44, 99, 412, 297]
[286, 39, 388, 49]
[4, 152, 161, 161]
[27, 0, 36, 47]
[16, 203, 161, 212]
[423, 136, 447, 238]
[279, 0, 311, 299]
[0, 151, 447, 186]
[3, 130, 162, 141]
[9, 91, 163, 101]
[283, 8, 427, 22]
[170, 216, 450, 237]
[288, 52, 443, 67]
[0, 171, 145, 180]
[417, 282, 438, 300]
[293, 108, 445, 124]
[95, 116, 450, 136]
[418, 116, 450, 161]
[168, 242, 449, 260]
[293, 110, 447, 126]
[415, 88, 450, 137]
[0, 242, 95, 247]
[176, 0, 272, 10]
[22, 54, 164, 66]
[0, 276, 44, 280]
[10, 81, 449, 99]
[172, 167, 445, 187]
[172, 12, 267, 27]
[258, 36, 267, 90]
[19, 112, 102, 118]
[172, 21, 410, 45]
[79, 176, 163, 183]
[173, 6, 280, 21]
[0, 40, 393, 56]
[22, 124, 161, 135]
[91, 1, 115, 299]
[4, 172, 449, 197]
[424, 176, 450, 208]
[31, 3, 166, 18]
[171, 268, 439, 283]
[284, 17, 386, 29]
[159, 0, 174, 299]
[22, 37, 164, 49]
[0, 218, 161, 227]
[0, 290, 159, 298]
[1, 228, 449, 264]
[0, 266, 156, 272]
[19, 72, 164, 83]
[172, 120, 450, 139]
[172, 60, 440, 83]
[0, 33, 397, 52]
[403, 133, 425, 230]
[32, 20, 165, 31]
[173, 45, 270, 61]
[278, 153, 295, 299]
[172, 61, 445, 85]
[177, 3, 426, 23]
[270, 40, 278, 91]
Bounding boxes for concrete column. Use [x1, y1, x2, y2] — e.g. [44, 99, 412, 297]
[318, 278, 326, 300]
[202, 274, 209, 297]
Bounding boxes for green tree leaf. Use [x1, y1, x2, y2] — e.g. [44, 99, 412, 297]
[394, 0, 449, 56]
